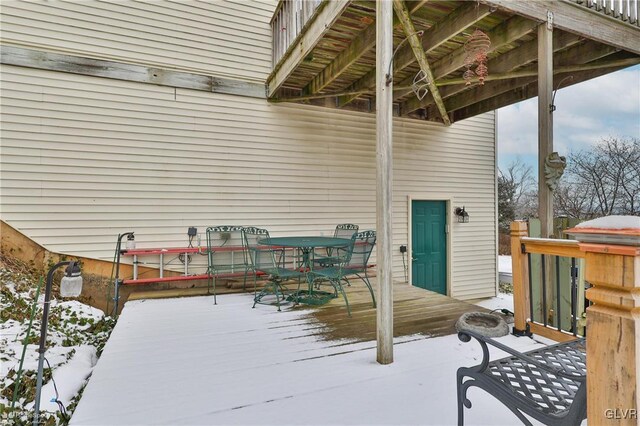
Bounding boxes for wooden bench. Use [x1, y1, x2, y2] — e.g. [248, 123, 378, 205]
[456, 330, 586, 426]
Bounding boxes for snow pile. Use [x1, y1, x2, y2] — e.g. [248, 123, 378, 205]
[475, 291, 514, 313]
[498, 255, 512, 274]
[0, 255, 114, 425]
[28, 346, 98, 412]
[575, 215, 640, 230]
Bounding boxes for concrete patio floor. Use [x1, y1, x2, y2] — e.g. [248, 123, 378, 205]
[71, 287, 551, 425]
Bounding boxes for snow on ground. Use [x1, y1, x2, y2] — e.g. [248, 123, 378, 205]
[498, 255, 513, 285]
[72, 292, 548, 426]
[0, 258, 114, 424]
[26, 345, 98, 412]
[498, 256, 512, 275]
[474, 291, 514, 314]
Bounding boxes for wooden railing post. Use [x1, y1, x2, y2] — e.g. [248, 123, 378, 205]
[570, 228, 640, 424]
[510, 221, 531, 335]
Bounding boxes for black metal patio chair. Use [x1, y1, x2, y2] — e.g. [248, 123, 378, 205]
[456, 330, 586, 426]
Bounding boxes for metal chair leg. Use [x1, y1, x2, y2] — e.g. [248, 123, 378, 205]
[457, 371, 466, 426]
[334, 280, 351, 317]
[252, 268, 258, 308]
[243, 265, 248, 291]
[213, 275, 217, 305]
[274, 281, 282, 312]
[355, 272, 376, 308]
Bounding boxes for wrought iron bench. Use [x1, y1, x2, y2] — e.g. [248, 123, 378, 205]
[456, 330, 586, 426]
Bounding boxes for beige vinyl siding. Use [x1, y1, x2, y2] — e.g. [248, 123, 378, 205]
[0, 0, 275, 82]
[0, 65, 496, 300]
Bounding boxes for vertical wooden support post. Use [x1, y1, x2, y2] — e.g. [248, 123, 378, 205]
[578, 238, 640, 424]
[510, 221, 531, 335]
[376, 0, 394, 365]
[537, 20, 554, 239]
[538, 19, 555, 325]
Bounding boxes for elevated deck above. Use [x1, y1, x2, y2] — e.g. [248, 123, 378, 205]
[267, 0, 640, 124]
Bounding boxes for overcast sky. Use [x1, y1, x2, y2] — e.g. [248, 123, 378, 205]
[496, 65, 640, 171]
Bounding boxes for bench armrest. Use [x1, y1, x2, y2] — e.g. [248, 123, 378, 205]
[458, 330, 585, 382]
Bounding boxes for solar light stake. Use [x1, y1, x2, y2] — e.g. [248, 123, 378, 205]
[33, 261, 82, 426]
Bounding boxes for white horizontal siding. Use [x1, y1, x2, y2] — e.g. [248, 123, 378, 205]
[0, 65, 496, 300]
[0, 0, 275, 82]
[393, 114, 497, 300]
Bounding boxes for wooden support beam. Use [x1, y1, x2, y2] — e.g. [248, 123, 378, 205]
[443, 40, 618, 113]
[376, 0, 394, 365]
[271, 84, 418, 102]
[267, 0, 351, 98]
[302, 21, 377, 95]
[438, 55, 638, 87]
[451, 63, 629, 121]
[538, 23, 554, 240]
[481, 0, 640, 55]
[488, 31, 582, 76]
[397, 15, 538, 115]
[0, 45, 265, 98]
[338, 2, 491, 107]
[287, 55, 636, 118]
[390, 2, 492, 84]
[392, 0, 451, 125]
[402, 31, 583, 115]
[437, 15, 537, 79]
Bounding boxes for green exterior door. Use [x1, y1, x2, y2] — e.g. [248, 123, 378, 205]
[411, 200, 447, 294]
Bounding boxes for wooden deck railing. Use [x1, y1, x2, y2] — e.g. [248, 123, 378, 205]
[510, 221, 586, 342]
[511, 219, 640, 422]
[572, 0, 640, 25]
[271, 0, 323, 67]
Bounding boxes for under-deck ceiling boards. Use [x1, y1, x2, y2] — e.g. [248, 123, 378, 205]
[270, 0, 640, 123]
[402, 29, 585, 117]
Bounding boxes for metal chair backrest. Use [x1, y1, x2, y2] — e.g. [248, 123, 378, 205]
[347, 230, 376, 270]
[206, 226, 244, 273]
[241, 227, 271, 269]
[327, 224, 359, 257]
[333, 223, 359, 239]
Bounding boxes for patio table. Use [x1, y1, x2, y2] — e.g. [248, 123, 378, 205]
[258, 236, 351, 305]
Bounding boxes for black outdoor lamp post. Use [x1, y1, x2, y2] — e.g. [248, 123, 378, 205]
[33, 260, 82, 426]
[113, 231, 134, 317]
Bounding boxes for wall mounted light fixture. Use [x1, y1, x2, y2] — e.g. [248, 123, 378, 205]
[455, 206, 470, 223]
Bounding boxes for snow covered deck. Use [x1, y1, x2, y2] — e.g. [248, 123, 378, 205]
[71, 287, 550, 425]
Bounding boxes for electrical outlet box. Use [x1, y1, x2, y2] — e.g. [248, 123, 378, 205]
[220, 232, 231, 241]
[188, 227, 198, 237]
[400, 245, 407, 253]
